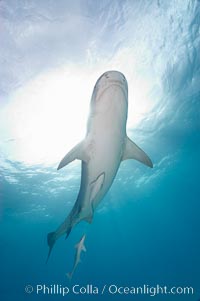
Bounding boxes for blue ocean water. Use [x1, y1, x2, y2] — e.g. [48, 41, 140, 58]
[0, 1, 200, 300]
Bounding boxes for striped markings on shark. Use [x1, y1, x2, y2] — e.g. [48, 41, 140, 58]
[47, 70, 153, 263]
[67, 234, 86, 280]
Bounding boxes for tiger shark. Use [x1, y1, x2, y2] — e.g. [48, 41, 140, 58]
[47, 70, 153, 261]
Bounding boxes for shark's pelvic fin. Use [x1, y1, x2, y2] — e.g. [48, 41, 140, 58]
[57, 140, 89, 170]
[90, 172, 105, 206]
[81, 173, 105, 223]
[122, 137, 153, 168]
[84, 214, 93, 223]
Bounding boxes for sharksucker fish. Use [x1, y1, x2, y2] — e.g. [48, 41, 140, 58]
[67, 234, 86, 280]
[47, 70, 153, 261]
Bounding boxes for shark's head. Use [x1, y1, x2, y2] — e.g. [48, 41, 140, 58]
[91, 70, 128, 104]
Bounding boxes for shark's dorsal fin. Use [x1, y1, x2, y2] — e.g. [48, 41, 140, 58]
[57, 140, 89, 170]
[122, 136, 153, 168]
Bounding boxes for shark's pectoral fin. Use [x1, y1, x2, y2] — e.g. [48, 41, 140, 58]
[122, 137, 153, 168]
[82, 245, 86, 252]
[57, 140, 89, 170]
[90, 172, 105, 208]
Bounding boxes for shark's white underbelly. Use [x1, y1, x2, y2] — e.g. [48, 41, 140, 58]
[81, 114, 126, 213]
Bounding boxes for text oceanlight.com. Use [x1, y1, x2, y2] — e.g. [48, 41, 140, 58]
[25, 284, 194, 297]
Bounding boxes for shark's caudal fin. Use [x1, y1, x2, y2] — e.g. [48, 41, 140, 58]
[46, 232, 56, 263]
[122, 136, 153, 168]
[47, 220, 74, 261]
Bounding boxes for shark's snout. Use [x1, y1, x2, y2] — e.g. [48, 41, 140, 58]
[92, 70, 128, 103]
[101, 70, 127, 86]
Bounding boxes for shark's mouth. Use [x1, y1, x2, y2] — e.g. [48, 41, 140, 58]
[95, 82, 128, 103]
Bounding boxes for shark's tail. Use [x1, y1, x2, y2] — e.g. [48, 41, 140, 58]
[46, 224, 72, 263]
[46, 232, 56, 263]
